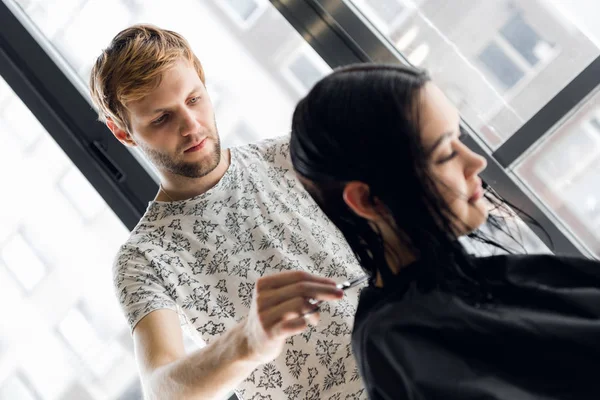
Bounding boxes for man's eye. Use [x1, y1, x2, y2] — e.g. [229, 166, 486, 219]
[153, 114, 168, 125]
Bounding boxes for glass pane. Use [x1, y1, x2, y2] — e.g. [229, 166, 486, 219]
[1, 233, 47, 292]
[0, 75, 139, 398]
[500, 13, 546, 66]
[221, 0, 260, 22]
[515, 86, 600, 258]
[0, 374, 38, 400]
[478, 42, 525, 89]
[57, 307, 124, 378]
[9, 0, 331, 150]
[347, 0, 600, 149]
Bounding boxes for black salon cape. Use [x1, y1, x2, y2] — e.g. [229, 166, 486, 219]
[352, 254, 600, 400]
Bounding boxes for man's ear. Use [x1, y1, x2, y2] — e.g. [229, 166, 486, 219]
[107, 118, 136, 147]
[342, 181, 385, 221]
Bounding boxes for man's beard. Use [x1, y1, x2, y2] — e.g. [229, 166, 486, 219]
[140, 135, 222, 179]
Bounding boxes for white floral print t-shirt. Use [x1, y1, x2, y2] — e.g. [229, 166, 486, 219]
[114, 136, 367, 400]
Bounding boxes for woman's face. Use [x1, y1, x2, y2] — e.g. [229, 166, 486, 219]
[419, 83, 488, 235]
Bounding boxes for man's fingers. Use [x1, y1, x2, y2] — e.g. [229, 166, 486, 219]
[256, 270, 337, 291]
[258, 281, 343, 309]
[261, 297, 317, 328]
[302, 309, 320, 326]
[273, 313, 320, 338]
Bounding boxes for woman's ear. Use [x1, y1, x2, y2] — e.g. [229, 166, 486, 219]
[342, 181, 385, 221]
[107, 118, 136, 147]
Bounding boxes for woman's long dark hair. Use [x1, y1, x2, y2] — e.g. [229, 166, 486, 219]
[290, 63, 541, 302]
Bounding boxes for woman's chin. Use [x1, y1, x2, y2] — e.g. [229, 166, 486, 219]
[474, 212, 490, 230]
[457, 213, 488, 236]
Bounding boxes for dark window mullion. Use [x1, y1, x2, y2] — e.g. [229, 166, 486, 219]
[271, 0, 372, 67]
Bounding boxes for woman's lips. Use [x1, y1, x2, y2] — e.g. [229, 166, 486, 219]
[469, 178, 483, 203]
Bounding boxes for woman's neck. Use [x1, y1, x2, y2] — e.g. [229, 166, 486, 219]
[374, 225, 417, 287]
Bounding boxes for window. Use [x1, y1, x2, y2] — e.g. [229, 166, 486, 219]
[516, 87, 600, 257]
[347, 0, 599, 147]
[218, 0, 267, 27]
[393, 24, 419, 51]
[479, 13, 555, 91]
[284, 47, 331, 94]
[352, 0, 418, 35]
[288, 54, 325, 90]
[2, 232, 47, 292]
[533, 121, 600, 187]
[58, 167, 107, 222]
[479, 42, 526, 89]
[562, 163, 600, 235]
[590, 116, 600, 133]
[364, 0, 406, 26]
[0, 374, 39, 400]
[500, 13, 552, 66]
[407, 42, 430, 66]
[18, 332, 77, 400]
[58, 382, 95, 400]
[116, 381, 143, 400]
[226, 120, 262, 149]
[0, 95, 44, 151]
[224, 0, 260, 20]
[0, 74, 135, 399]
[57, 306, 124, 378]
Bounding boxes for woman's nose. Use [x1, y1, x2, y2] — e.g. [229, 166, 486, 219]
[464, 147, 487, 178]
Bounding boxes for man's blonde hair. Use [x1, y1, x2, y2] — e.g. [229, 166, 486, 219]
[89, 24, 205, 132]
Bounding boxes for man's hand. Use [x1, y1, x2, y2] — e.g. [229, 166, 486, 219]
[130, 270, 343, 399]
[242, 270, 343, 364]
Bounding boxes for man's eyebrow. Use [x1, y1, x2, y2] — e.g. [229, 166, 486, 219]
[144, 86, 204, 117]
[145, 107, 168, 117]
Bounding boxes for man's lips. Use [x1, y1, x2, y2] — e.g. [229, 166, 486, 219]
[184, 138, 207, 153]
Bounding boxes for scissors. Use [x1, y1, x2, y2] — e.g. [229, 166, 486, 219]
[304, 274, 369, 315]
[334, 274, 369, 291]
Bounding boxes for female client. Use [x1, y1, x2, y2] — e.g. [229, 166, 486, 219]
[290, 64, 600, 399]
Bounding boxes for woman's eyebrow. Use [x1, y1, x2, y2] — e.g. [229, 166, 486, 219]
[426, 131, 453, 155]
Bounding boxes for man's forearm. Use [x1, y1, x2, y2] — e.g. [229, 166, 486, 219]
[144, 321, 259, 400]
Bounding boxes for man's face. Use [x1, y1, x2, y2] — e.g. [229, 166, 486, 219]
[126, 59, 221, 178]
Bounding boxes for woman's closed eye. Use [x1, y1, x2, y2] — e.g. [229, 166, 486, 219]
[437, 149, 457, 164]
[436, 129, 467, 164]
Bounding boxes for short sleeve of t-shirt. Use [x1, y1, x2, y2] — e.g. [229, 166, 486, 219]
[113, 244, 178, 333]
